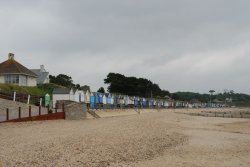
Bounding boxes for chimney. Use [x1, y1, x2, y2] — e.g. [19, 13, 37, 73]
[40, 65, 45, 72]
[8, 53, 15, 60]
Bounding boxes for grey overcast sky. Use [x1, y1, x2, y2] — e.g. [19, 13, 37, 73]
[0, 0, 250, 94]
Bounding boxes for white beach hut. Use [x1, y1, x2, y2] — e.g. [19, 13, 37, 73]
[84, 90, 90, 103]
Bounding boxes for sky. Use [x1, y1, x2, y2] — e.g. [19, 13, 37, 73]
[0, 0, 250, 94]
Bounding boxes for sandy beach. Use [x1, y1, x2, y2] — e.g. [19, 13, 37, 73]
[0, 108, 250, 167]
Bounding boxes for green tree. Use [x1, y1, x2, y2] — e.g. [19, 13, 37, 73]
[79, 85, 91, 92]
[97, 87, 105, 93]
[49, 74, 74, 88]
[74, 84, 81, 90]
[209, 90, 215, 104]
[104, 72, 169, 98]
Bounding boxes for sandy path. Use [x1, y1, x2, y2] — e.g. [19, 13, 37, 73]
[0, 109, 250, 167]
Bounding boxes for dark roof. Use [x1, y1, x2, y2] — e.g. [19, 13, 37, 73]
[0, 59, 37, 77]
[53, 88, 71, 94]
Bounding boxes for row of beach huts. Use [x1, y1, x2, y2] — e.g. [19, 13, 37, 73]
[52, 88, 225, 109]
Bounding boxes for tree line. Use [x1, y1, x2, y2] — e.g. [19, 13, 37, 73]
[49, 74, 90, 92]
[104, 73, 170, 98]
[48, 73, 250, 106]
[171, 90, 250, 106]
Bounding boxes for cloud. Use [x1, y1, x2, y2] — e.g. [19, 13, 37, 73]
[0, 0, 250, 93]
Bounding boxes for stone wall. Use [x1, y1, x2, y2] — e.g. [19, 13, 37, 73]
[65, 102, 87, 120]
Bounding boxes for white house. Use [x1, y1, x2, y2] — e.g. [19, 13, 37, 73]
[0, 53, 37, 86]
[30, 65, 50, 85]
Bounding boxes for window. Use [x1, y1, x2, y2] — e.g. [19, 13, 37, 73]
[19, 75, 28, 86]
[4, 75, 19, 85]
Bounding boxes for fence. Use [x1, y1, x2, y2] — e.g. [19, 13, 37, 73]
[0, 103, 65, 123]
[0, 92, 44, 106]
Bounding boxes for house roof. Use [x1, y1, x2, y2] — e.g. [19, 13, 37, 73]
[53, 88, 71, 94]
[30, 69, 49, 83]
[0, 59, 37, 77]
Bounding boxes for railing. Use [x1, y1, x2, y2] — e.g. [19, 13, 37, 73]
[0, 103, 65, 123]
[0, 92, 44, 106]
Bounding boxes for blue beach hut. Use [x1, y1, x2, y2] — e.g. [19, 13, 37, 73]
[99, 93, 103, 104]
[142, 98, 147, 108]
[90, 92, 96, 109]
[134, 97, 139, 108]
[107, 93, 111, 104]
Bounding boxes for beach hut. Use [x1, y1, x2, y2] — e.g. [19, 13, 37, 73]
[142, 98, 147, 108]
[106, 93, 111, 104]
[123, 95, 128, 106]
[110, 94, 114, 104]
[84, 90, 90, 104]
[153, 100, 157, 108]
[115, 95, 121, 108]
[79, 90, 84, 102]
[98, 93, 104, 109]
[93, 92, 99, 103]
[158, 100, 163, 108]
[110, 94, 115, 109]
[99, 93, 103, 104]
[90, 92, 96, 109]
[73, 89, 84, 103]
[148, 99, 153, 108]
[146, 99, 150, 108]
[120, 96, 125, 108]
[73, 89, 79, 102]
[52, 88, 72, 108]
[102, 93, 107, 106]
[68, 89, 74, 101]
[163, 101, 169, 108]
[175, 101, 181, 108]
[134, 97, 139, 108]
[168, 101, 173, 108]
[128, 96, 134, 108]
[92, 92, 101, 109]
[105, 93, 113, 109]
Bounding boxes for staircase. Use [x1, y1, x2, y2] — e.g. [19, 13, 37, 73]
[87, 109, 101, 118]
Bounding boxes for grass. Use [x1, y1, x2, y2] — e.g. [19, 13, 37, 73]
[0, 83, 63, 97]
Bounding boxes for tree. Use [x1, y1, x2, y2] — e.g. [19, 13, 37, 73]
[97, 87, 105, 93]
[79, 85, 91, 92]
[104, 72, 169, 98]
[209, 90, 215, 104]
[49, 74, 74, 88]
[209, 90, 215, 94]
[171, 93, 180, 100]
[160, 90, 171, 97]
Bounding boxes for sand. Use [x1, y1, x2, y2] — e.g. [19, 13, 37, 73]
[0, 108, 250, 167]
